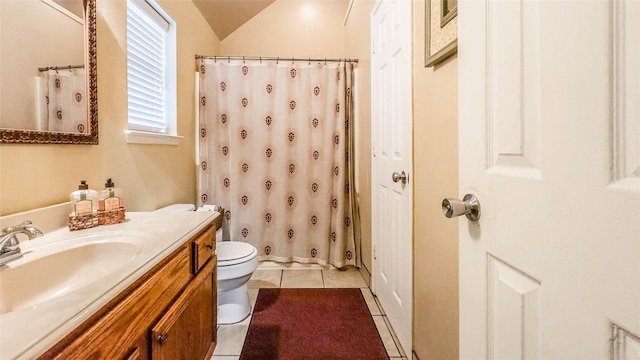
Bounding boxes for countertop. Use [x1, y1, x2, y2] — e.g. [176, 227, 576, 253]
[0, 211, 218, 360]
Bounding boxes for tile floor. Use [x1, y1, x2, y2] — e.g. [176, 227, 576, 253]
[211, 266, 409, 360]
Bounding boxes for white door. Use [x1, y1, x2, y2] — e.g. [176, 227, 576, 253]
[371, 0, 412, 354]
[458, 0, 640, 359]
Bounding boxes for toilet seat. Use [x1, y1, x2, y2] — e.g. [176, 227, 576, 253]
[217, 242, 258, 267]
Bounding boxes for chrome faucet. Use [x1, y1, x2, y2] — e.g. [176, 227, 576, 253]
[0, 221, 43, 266]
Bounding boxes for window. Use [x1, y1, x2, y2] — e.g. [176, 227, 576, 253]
[126, 0, 180, 145]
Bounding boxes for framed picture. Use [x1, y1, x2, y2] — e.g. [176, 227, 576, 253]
[425, 0, 458, 67]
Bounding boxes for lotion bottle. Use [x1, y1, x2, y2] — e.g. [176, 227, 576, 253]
[99, 178, 123, 211]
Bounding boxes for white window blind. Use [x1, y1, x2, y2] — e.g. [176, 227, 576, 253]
[127, 0, 172, 133]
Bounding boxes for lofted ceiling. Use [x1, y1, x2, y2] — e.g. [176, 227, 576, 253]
[192, 0, 276, 40]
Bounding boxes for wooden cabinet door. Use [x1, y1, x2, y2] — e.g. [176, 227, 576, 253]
[191, 225, 215, 274]
[150, 258, 216, 360]
[123, 347, 142, 360]
[41, 245, 191, 360]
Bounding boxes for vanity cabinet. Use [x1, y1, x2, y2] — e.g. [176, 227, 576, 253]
[38, 224, 217, 360]
[150, 262, 215, 360]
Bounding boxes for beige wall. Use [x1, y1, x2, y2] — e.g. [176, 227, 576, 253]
[0, 0, 220, 216]
[344, 0, 373, 279]
[412, 1, 459, 359]
[220, 0, 347, 58]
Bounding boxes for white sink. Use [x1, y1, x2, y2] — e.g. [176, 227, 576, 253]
[0, 233, 142, 314]
[0, 232, 147, 315]
[0, 211, 217, 360]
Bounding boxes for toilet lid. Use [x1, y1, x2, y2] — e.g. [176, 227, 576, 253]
[217, 241, 257, 266]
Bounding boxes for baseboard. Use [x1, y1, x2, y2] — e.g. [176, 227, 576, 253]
[358, 263, 371, 287]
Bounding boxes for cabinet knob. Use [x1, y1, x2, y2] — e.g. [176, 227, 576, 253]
[157, 333, 169, 345]
[206, 243, 213, 250]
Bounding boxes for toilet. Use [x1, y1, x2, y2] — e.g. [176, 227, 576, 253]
[156, 204, 259, 324]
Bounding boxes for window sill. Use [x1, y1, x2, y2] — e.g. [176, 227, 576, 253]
[125, 130, 183, 145]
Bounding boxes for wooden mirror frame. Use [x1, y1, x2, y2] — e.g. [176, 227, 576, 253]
[0, 0, 98, 145]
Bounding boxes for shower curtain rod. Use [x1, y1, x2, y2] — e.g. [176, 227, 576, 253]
[195, 55, 358, 64]
[38, 64, 84, 72]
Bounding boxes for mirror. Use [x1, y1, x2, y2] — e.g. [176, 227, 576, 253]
[441, 0, 457, 27]
[0, 0, 97, 144]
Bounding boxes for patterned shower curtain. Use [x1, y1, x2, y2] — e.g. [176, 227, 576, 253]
[38, 68, 87, 133]
[197, 58, 359, 268]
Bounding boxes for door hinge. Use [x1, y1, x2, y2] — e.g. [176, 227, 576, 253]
[373, 244, 376, 260]
[372, 40, 376, 55]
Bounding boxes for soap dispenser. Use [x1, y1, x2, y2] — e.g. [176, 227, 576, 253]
[70, 180, 98, 216]
[68, 180, 100, 231]
[100, 178, 123, 211]
[98, 178, 125, 225]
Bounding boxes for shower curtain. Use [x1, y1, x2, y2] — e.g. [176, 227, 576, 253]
[197, 58, 359, 268]
[38, 68, 87, 133]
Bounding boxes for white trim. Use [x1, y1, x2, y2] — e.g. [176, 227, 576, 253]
[612, 0, 640, 188]
[343, 0, 355, 25]
[41, 0, 83, 24]
[132, 0, 169, 30]
[125, 130, 183, 145]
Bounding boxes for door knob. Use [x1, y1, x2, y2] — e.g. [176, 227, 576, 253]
[392, 171, 407, 184]
[442, 194, 481, 221]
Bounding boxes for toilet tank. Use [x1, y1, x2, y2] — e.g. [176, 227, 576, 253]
[155, 203, 224, 242]
[155, 204, 196, 212]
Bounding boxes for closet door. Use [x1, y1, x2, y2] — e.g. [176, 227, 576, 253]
[371, 0, 413, 354]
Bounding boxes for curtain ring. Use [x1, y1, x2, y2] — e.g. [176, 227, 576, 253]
[308, 58, 311, 65]
[276, 57, 279, 64]
[243, 56, 245, 63]
[291, 57, 294, 65]
[214, 56, 217, 63]
[324, 58, 327, 65]
[260, 57, 262, 63]
[228, 56, 230, 63]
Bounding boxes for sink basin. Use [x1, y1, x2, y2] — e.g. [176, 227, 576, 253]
[0, 237, 140, 314]
[0, 211, 217, 360]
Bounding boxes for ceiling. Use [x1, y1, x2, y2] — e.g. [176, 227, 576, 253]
[192, 0, 276, 40]
[51, 0, 274, 40]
